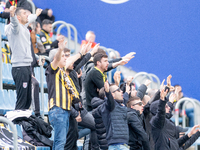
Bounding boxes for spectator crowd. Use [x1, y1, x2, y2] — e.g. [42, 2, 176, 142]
[0, 0, 199, 150]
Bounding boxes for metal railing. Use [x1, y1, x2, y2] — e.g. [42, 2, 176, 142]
[51, 21, 78, 53]
[0, 116, 18, 150]
[174, 97, 200, 127]
[27, 0, 36, 14]
[0, 31, 2, 90]
[56, 23, 78, 53]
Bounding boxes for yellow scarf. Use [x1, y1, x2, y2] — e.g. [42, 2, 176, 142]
[94, 67, 106, 83]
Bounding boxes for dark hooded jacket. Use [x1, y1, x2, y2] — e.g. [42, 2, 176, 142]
[150, 99, 190, 150]
[101, 92, 129, 146]
[127, 108, 150, 150]
[91, 96, 115, 150]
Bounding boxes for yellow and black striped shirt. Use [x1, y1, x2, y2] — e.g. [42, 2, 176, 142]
[45, 64, 74, 111]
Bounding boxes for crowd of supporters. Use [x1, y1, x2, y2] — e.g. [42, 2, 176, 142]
[0, 0, 199, 150]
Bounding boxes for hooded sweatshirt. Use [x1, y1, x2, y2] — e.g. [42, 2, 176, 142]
[5, 14, 37, 67]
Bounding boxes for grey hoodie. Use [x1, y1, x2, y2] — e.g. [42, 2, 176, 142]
[5, 14, 37, 67]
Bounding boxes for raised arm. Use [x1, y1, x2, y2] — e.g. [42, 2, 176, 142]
[150, 88, 168, 129]
[25, 8, 42, 27]
[9, 6, 19, 35]
[65, 42, 89, 69]
[51, 39, 67, 69]
[105, 81, 115, 111]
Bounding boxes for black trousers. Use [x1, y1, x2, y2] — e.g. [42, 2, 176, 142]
[64, 115, 78, 150]
[31, 77, 40, 116]
[12, 66, 32, 110]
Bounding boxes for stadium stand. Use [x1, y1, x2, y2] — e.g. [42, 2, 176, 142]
[0, 0, 199, 150]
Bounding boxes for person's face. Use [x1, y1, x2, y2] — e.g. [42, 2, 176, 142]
[18, 9, 28, 24]
[112, 85, 123, 100]
[87, 33, 96, 43]
[64, 52, 74, 71]
[131, 99, 144, 114]
[36, 23, 41, 34]
[99, 57, 109, 72]
[165, 104, 170, 113]
[58, 51, 67, 68]
[44, 24, 52, 33]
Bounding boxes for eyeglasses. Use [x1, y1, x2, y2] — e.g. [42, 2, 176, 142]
[132, 102, 143, 106]
[65, 54, 70, 57]
[112, 88, 121, 93]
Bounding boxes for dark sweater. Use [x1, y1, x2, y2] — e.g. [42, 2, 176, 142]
[85, 68, 105, 111]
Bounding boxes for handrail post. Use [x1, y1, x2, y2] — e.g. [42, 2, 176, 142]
[27, 0, 36, 14]
[174, 98, 196, 126]
[39, 56, 44, 118]
[0, 31, 2, 90]
[51, 21, 71, 49]
[0, 117, 18, 149]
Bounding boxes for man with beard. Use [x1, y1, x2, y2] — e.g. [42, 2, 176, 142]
[102, 82, 129, 150]
[5, 6, 42, 110]
[127, 96, 150, 150]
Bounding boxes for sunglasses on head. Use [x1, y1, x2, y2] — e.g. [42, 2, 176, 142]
[132, 102, 143, 106]
[112, 88, 121, 93]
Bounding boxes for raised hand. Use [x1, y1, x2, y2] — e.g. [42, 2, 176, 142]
[144, 79, 152, 87]
[104, 80, 109, 93]
[36, 8, 43, 17]
[90, 43, 100, 56]
[118, 59, 129, 66]
[188, 125, 200, 137]
[10, 6, 16, 17]
[122, 52, 136, 61]
[160, 79, 165, 91]
[160, 88, 168, 101]
[126, 76, 134, 85]
[58, 39, 67, 50]
[169, 93, 176, 103]
[126, 83, 131, 94]
[56, 35, 65, 41]
[75, 111, 82, 122]
[167, 74, 172, 87]
[114, 71, 121, 86]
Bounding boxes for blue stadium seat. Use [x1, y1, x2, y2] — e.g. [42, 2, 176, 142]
[44, 93, 48, 115]
[3, 89, 13, 110]
[0, 90, 6, 114]
[7, 90, 16, 110]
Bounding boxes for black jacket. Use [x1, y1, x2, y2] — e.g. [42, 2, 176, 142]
[143, 90, 160, 150]
[127, 108, 150, 150]
[179, 131, 200, 150]
[150, 99, 190, 150]
[91, 96, 115, 150]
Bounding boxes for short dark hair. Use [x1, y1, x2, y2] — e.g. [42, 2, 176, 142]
[15, 7, 24, 16]
[42, 19, 53, 27]
[127, 96, 141, 108]
[63, 48, 70, 53]
[93, 48, 107, 57]
[93, 53, 108, 66]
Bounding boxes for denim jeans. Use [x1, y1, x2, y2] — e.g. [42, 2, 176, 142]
[108, 144, 129, 150]
[48, 106, 70, 150]
[78, 125, 91, 139]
